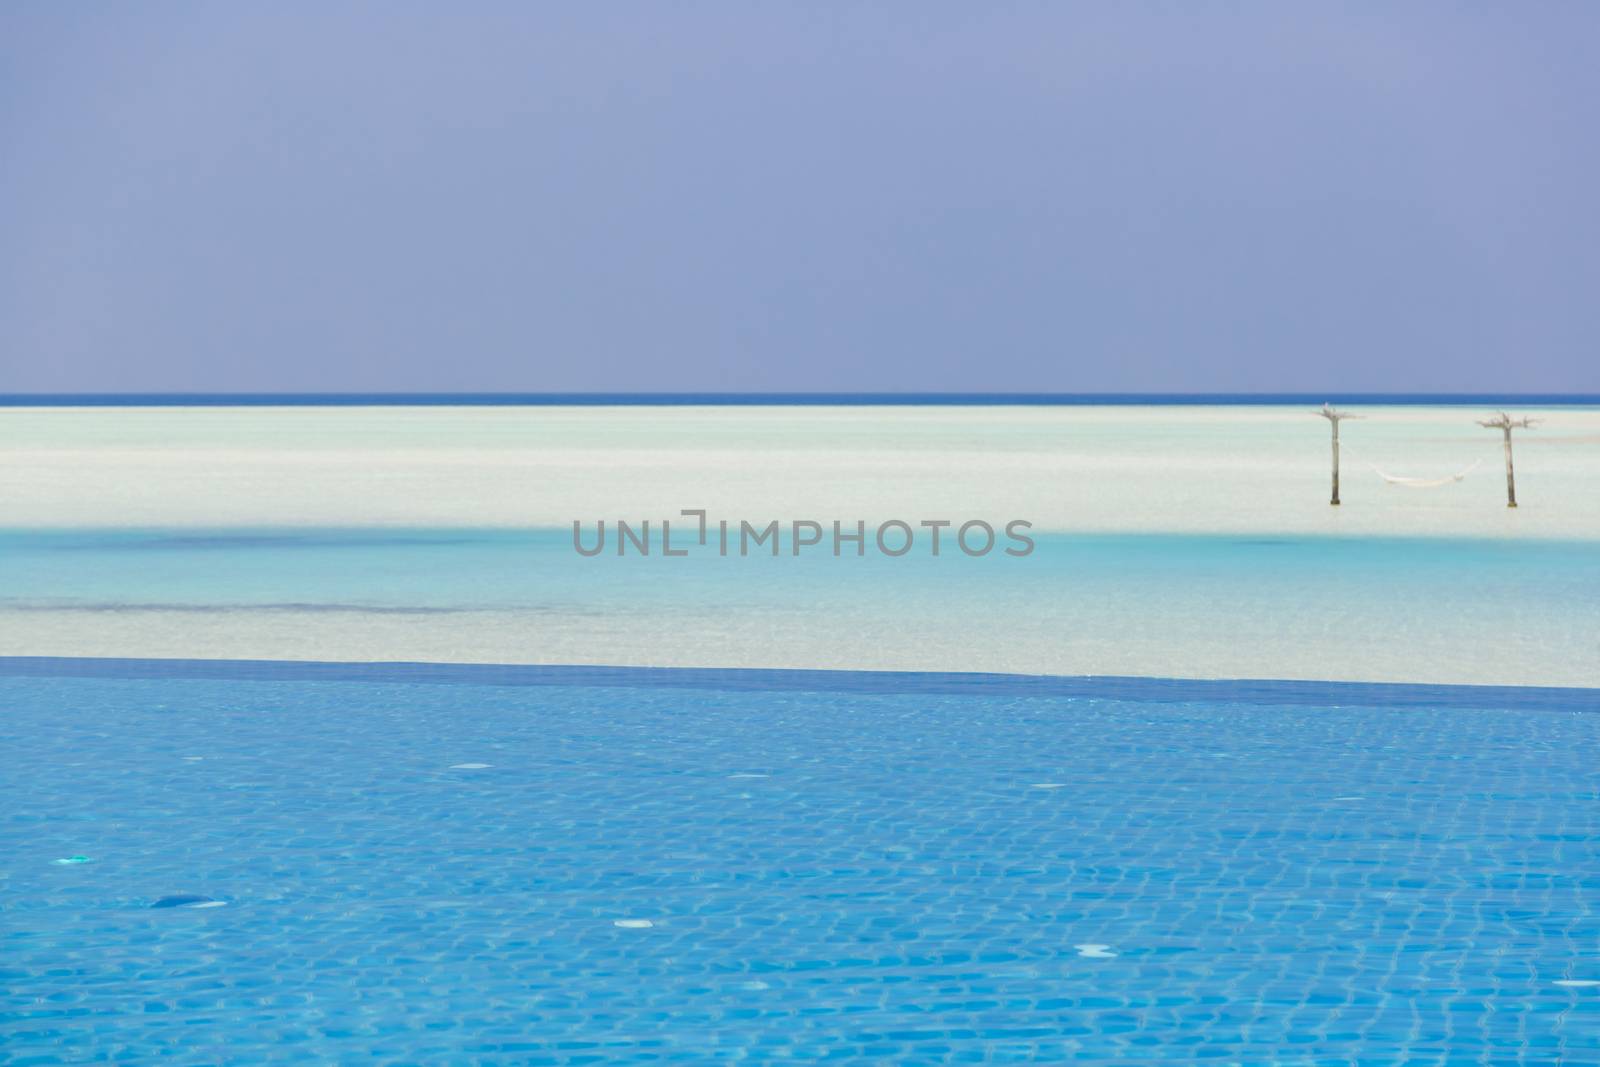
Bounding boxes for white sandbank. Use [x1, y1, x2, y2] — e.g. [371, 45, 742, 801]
[4, 405, 1599, 537]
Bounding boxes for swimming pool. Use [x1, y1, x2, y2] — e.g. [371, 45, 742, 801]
[4, 660, 1596, 1063]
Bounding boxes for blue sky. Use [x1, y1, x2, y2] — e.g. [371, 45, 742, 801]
[2, 3, 1597, 393]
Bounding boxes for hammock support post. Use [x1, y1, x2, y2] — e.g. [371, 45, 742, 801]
[1477, 412, 1538, 508]
[1313, 403, 1362, 506]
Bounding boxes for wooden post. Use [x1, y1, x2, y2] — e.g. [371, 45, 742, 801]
[1476, 412, 1537, 508]
[1314, 403, 1360, 506]
[1501, 425, 1516, 507]
[1331, 417, 1341, 506]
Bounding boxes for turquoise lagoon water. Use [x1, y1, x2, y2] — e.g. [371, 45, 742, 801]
[5, 528, 1600, 612]
[2, 529, 1598, 684]
[2, 662, 1598, 1064]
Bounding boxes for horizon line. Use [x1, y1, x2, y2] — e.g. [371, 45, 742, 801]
[4, 391, 1599, 407]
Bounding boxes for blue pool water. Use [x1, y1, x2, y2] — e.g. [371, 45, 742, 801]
[2, 662, 1597, 1064]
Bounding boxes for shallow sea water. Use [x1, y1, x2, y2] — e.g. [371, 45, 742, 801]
[3, 667, 1597, 1064]
[3, 529, 1599, 686]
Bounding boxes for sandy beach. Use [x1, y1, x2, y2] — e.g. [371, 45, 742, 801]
[4, 405, 1600, 537]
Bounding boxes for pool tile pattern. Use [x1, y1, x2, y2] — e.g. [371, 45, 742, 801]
[2, 671, 1598, 1064]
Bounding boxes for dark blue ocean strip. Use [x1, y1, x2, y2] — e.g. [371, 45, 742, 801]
[2, 657, 1594, 712]
[3, 393, 1598, 407]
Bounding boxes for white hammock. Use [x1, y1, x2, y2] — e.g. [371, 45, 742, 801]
[1342, 446, 1482, 488]
[1368, 458, 1481, 487]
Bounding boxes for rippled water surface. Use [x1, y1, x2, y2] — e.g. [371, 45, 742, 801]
[3, 668, 1598, 1064]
